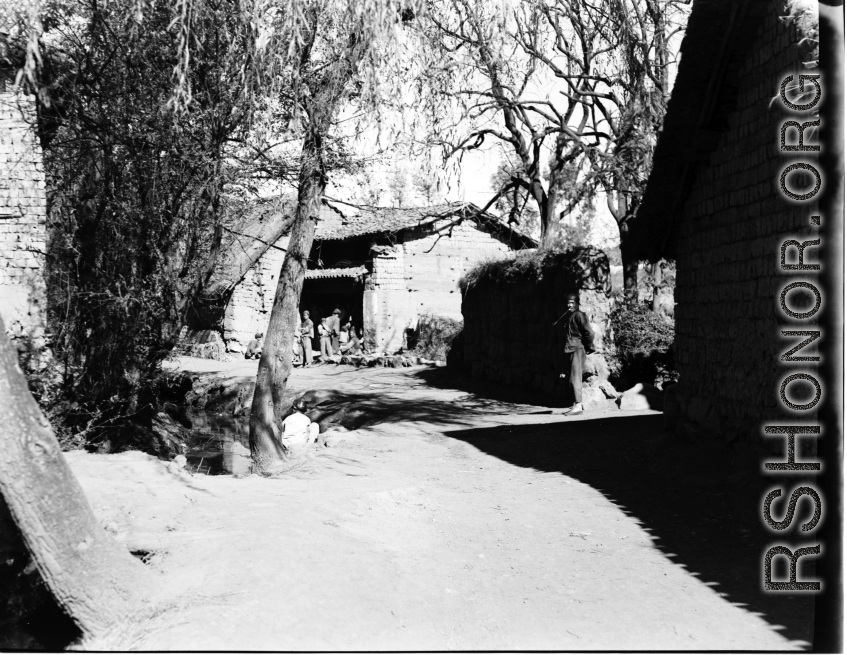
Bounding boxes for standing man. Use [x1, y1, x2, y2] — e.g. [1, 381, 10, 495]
[559, 292, 595, 416]
[327, 308, 342, 354]
[299, 310, 314, 367]
[318, 318, 332, 362]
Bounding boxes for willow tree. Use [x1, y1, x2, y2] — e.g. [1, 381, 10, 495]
[415, 0, 689, 294]
[229, 0, 420, 472]
[0, 317, 150, 640]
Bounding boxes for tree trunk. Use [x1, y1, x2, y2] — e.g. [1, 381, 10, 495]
[248, 134, 324, 473]
[0, 316, 148, 639]
[529, 181, 554, 248]
[619, 229, 639, 300]
[651, 261, 663, 312]
[608, 191, 639, 298]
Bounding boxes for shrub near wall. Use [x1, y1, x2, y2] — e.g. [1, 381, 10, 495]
[459, 247, 614, 406]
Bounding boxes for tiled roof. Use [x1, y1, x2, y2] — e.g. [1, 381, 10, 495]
[316, 201, 537, 248]
[305, 266, 368, 280]
[315, 203, 459, 240]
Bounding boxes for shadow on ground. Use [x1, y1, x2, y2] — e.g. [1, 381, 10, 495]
[294, 388, 528, 432]
[411, 367, 567, 408]
[442, 414, 816, 648]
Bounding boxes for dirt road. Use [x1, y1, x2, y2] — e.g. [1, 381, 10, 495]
[66, 359, 813, 650]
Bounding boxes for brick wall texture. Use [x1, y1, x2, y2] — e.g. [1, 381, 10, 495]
[366, 219, 514, 352]
[669, 7, 819, 441]
[0, 88, 47, 340]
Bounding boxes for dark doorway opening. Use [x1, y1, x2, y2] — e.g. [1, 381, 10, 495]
[300, 277, 365, 335]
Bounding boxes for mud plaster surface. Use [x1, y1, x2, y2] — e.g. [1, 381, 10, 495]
[65, 358, 812, 650]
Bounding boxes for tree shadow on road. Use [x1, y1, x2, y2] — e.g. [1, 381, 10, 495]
[442, 414, 816, 648]
[411, 367, 566, 408]
[295, 388, 527, 432]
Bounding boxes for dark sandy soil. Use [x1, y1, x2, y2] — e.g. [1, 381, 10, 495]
[61, 358, 813, 650]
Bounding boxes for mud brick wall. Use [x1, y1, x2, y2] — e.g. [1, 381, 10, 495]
[223, 239, 286, 352]
[460, 249, 613, 406]
[365, 219, 515, 353]
[0, 87, 47, 342]
[667, 7, 817, 443]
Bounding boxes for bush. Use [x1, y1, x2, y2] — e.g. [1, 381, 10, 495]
[407, 314, 463, 362]
[459, 246, 611, 294]
[609, 300, 676, 387]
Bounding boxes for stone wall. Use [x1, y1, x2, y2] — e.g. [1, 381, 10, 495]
[367, 218, 516, 353]
[0, 87, 47, 344]
[460, 248, 614, 407]
[665, 6, 816, 443]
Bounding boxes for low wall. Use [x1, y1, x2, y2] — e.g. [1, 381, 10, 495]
[459, 247, 615, 407]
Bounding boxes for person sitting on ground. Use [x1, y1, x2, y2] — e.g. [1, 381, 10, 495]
[245, 332, 264, 359]
[340, 326, 363, 355]
[339, 317, 352, 347]
[279, 401, 320, 450]
[318, 317, 332, 362]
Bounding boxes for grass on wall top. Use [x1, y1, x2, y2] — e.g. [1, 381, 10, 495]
[458, 246, 611, 294]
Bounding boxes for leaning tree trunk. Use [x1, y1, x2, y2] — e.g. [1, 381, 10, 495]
[248, 132, 325, 473]
[0, 317, 148, 639]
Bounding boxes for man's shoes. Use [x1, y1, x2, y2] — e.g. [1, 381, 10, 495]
[562, 403, 584, 416]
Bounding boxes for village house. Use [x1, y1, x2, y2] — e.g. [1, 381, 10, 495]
[212, 201, 536, 354]
[630, 0, 820, 443]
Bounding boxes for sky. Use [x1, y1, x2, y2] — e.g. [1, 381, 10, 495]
[325, 2, 691, 250]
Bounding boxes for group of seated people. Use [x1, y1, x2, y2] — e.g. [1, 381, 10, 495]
[244, 308, 365, 364]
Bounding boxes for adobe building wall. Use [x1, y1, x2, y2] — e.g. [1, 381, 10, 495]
[0, 87, 47, 344]
[222, 239, 286, 352]
[666, 7, 817, 443]
[366, 219, 516, 353]
[218, 218, 525, 355]
[460, 248, 613, 407]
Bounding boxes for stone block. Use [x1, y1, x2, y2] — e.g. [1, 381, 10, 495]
[617, 382, 664, 411]
[584, 353, 610, 382]
[597, 381, 618, 399]
[582, 386, 612, 412]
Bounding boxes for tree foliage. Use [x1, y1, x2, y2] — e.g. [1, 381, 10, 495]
[413, 0, 689, 281]
[3, 0, 263, 444]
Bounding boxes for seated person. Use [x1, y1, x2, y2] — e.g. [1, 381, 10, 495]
[340, 327, 363, 355]
[244, 332, 264, 359]
[339, 318, 352, 346]
[280, 401, 320, 449]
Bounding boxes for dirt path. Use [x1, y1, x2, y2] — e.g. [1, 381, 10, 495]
[66, 359, 812, 650]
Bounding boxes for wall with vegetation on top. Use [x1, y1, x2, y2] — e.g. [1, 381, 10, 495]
[459, 247, 616, 407]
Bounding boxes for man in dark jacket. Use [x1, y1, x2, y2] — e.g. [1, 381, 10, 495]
[560, 293, 595, 416]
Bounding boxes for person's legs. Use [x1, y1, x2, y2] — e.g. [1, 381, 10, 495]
[570, 347, 585, 408]
[304, 342, 312, 366]
[563, 348, 585, 414]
